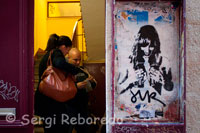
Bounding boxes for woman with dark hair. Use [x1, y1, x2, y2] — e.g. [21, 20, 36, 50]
[132, 25, 161, 70]
[34, 34, 80, 133]
[120, 25, 173, 95]
[118, 25, 175, 119]
[131, 25, 173, 93]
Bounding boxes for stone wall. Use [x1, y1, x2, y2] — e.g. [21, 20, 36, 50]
[186, 0, 200, 132]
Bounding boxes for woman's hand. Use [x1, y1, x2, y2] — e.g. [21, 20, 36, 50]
[149, 67, 164, 85]
[135, 68, 146, 81]
[135, 68, 146, 87]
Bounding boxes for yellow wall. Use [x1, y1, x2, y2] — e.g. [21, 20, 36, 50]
[34, 0, 85, 55]
[76, 20, 86, 52]
[47, 18, 79, 40]
[48, 0, 80, 2]
[34, 0, 47, 54]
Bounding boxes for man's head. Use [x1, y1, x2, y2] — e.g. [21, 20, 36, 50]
[68, 48, 81, 66]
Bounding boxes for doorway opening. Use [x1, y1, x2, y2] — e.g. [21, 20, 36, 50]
[33, 0, 106, 133]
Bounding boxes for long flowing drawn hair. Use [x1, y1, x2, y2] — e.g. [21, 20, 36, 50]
[131, 25, 161, 70]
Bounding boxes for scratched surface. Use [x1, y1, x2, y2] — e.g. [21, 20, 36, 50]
[113, 125, 184, 133]
[113, 1, 183, 122]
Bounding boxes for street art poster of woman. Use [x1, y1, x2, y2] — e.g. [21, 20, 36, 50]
[114, 2, 180, 121]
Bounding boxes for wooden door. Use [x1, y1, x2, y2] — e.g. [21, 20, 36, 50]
[0, 0, 34, 132]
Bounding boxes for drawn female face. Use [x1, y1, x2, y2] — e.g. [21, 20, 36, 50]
[139, 38, 154, 57]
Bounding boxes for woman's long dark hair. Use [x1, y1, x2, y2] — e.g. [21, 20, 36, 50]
[132, 25, 161, 70]
[45, 34, 72, 52]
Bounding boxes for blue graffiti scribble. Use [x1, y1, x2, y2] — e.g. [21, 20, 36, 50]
[115, 44, 118, 50]
[155, 14, 173, 23]
[168, 14, 172, 21]
[135, 103, 141, 111]
[155, 16, 163, 22]
[126, 10, 148, 24]
[140, 110, 153, 118]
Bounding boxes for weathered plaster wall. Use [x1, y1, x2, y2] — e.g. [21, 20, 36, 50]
[106, 0, 200, 132]
[186, 0, 200, 132]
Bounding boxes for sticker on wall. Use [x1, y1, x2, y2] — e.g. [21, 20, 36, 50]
[113, 1, 181, 122]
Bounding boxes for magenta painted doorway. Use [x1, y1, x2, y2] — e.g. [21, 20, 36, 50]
[0, 0, 34, 133]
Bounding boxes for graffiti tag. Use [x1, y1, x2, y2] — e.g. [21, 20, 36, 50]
[0, 80, 20, 102]
[130, 89, 166, 107]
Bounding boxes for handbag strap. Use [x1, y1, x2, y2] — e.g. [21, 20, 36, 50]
[79, 67, 97, 84]
[47, 51, 53, 66]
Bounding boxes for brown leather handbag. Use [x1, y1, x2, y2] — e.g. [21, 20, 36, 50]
[39, 51, 77, 102]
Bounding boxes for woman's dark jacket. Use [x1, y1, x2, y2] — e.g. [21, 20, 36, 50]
[34, 49, 80, 117]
